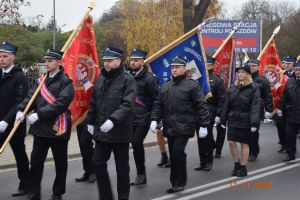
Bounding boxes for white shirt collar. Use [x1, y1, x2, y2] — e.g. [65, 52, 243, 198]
[2, 64, 14, 73]
[49, 68, 60, 78]
[134, 67, 144, 76]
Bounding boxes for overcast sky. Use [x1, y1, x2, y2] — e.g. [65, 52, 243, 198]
[20, 0, 299, 32]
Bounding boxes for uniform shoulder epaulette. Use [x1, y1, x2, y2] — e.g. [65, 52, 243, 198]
[188, 78, 199, 85]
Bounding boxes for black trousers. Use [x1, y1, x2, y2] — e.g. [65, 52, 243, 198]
[286, 123, 300, 157]
[275, 116, 286, 148]
[215, 124, 226, 154]
[93, 141, 130, 200]
[196, 113, 216, 165]
[249, 124, 261, 156]
[131, 126, 149, 175]
[77, 123, 95, 175]
[167, 135, 189, 187]
[0, 136, 29, 190]
[28, 136, 68, 196]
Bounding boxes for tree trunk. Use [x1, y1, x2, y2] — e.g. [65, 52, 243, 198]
[183, 0, 212, 33]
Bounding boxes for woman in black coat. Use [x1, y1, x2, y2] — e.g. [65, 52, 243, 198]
[221, 65, 260, 177]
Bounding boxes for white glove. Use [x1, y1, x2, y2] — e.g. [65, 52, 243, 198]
[150, 121, 157, 133]
[277, 109, 283, 117]
[214, 116, 221, 124]
[87, 124, 94, 135]
[27, 113, 39, 125]
[100, 119, 114, 133]
[198, 127, 208, 138]
[251, 127, 257, 132]
[221, 124, 226, 129]
[264, 112, 272, 119]
[0, 121, 8, 133]
[15, 111, 25, 122]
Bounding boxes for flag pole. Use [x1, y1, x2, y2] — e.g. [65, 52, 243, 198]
[212, 21, 242, 58]
[0, 75, 47, 154]
[0, 2, 96, 155]
[257, 25, 280, 61]
[145, 17, 214, 64]
[61, 2, 96, 52]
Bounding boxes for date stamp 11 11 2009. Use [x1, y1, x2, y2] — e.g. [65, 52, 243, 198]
[229, 180, 273, 189]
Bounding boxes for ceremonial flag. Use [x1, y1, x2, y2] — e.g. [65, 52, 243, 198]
[61, 15, 99, 125]
[258, 40, 287, 109]
[147, 31, 211, 97]
[214, 37, 235, 89]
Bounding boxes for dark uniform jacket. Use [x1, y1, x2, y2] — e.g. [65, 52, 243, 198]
[278, 77, 300, 124]
[284, 70, 294, 78]
[221, 83, 260, 129]
[151, 76, 209, 137]
[0, 64, 28, 138]
[130, 66, 159, 126]
[17, 67, 74, 140]
[87, 67, 136, 143]
[252, 72, 273, 116]
[207, 70, 226, 117]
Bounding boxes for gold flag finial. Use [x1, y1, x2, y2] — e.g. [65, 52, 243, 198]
[88, 2, 96, 10]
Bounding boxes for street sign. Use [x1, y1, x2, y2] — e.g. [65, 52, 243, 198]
[200, 20, 261, 53]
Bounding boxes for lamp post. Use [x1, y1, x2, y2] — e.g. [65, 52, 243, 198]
[53, 0, 56, 49]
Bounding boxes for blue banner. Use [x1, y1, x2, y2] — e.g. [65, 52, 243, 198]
[148, 32, 211, 96]
[230, 47, 237, 87]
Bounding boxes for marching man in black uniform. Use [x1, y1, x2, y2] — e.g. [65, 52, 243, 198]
[278, 61, 300, 162]
[151, 56, 209, 193]
[248, 59, 273, 161]
[16, 49, 75, 200]
[128, 48, 159, 185]
[0, 41, 29, 197]
[283, 56, 296, 78]
[195, 56, 226, 171]
[87, 47, 136, 200]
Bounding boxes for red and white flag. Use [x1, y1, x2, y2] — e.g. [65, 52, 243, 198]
[258, 40, 287, 109]
[61, 15, 100, 126]
[214, 37, 235, 89]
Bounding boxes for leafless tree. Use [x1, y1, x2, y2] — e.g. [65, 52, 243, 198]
[0, 0, 30, 24]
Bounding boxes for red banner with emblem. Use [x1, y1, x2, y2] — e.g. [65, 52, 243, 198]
[214, 37, 234, 89]
[258, 40, 287, 109]
[61, 15, 99, 126]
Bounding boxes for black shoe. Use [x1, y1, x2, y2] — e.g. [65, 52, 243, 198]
[163, 159, 171, 168]
[166, 186, 184, 193]
[88, 173, 97, 183]
[194, 164, 205, 171]
[236, 166, 247, 177]
[75, 173, 89, 182]
[214, 153, 221, 158]
[278, 146, 286, 153]
[204, 163, 213, 171]
[12, 188, 27, 197]
[282, 155, 295, 162]
[157, 153, 169, 167]
[130, 174, 147, 185]
[231, 162, 241, 176]
[49, 194, 62, 200]
[248, 154, 257, 162]
[26, 193, 41, 200]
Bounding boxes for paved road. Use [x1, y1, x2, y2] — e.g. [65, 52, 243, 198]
[0, 123, 299, 200]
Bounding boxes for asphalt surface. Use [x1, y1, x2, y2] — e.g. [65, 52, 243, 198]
[0, 123, 299, 200]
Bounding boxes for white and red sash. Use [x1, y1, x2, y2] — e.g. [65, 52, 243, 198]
[37, 76, 67, 135]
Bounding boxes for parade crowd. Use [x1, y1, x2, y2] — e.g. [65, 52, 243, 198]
[0, 41, 300, 200]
